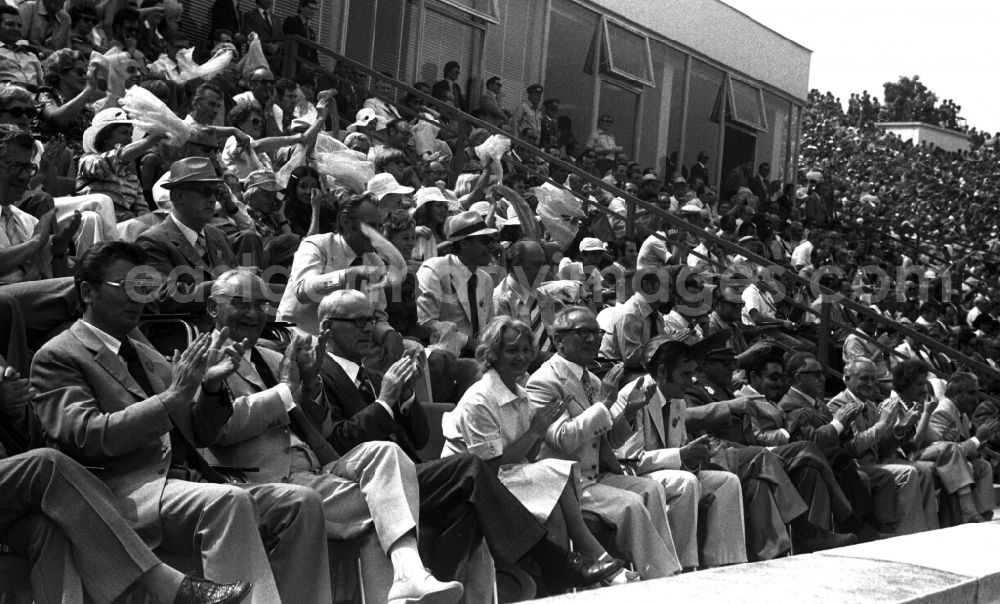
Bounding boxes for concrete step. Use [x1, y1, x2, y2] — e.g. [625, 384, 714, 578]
[529, 519, 1000, 603]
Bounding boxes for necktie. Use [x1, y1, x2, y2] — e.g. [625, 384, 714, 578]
[357, 365, 377, 405]
[467, 273, 480, 338]
[527, 297, 550, 352]
[2, 208, 25, 247]
[119, 337, 153, 397]
[647, 312, 660, 338]
[263, 9, 272, 30]
[580, 370, 595, 406]
[250, 348, 339, 465]
[195, 233, 208, 264]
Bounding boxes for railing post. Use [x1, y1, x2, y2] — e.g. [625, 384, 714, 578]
[817, 300, 831, 368]
[625, 198, 636, 239]
[451, 114, 467, 190]
[282, 38, 298, 79]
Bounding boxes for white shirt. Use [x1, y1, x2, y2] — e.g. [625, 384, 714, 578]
[81, 319, 124, 354]
[169, 212, 202, 249]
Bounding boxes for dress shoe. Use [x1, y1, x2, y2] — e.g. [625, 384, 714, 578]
[173, 574, 252, 604]
[387, 572, 463, 604]
[794, 527, 857, 554]
[564, 552, 624, 586]
[853, 523, 892, 543]
[602, 569, 642, 586]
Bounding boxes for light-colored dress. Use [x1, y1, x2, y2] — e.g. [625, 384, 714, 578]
[442, 369, 576, 521]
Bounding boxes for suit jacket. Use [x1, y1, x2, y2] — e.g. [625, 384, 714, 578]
[779, 387, 843, 451]
[689, 162, 709, 187]
[416, 254, 495, 351]
[30, 320, 231, 546]
[210, 0, 242, 35]
[431, 79, 465, 112]
[319, 354, 429, 462]
[282, 15, 317, 62]
[613, 375, 683, 473]
[136, 218, 235, 314]
[525, 354, 631, 485]
[828, 389, 890, 464]
[242, 7, 283, 44]
[929, 397, 979, 458]
[206, 345, 336, 483]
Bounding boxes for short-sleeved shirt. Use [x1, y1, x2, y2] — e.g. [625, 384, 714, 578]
[77, 146, 149, 221]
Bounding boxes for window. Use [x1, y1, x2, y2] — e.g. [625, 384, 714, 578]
[601, 18, 654, 86]
[434, 0, 499, 23]
[712, 75, 767, 131]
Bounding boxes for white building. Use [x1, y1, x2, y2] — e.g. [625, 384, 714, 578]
[184, 0, 811, 186]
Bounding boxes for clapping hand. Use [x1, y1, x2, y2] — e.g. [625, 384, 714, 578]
[975, 418, 1000, 443]
[165, 334, 212, 409]
[599, 363, 625, 408]
[0, 365, 33, 418]
[529, 398, 566, 435]
[381, 350, 420, 407]
[833, 401, 863, 424]
[203, 327, 248, 390]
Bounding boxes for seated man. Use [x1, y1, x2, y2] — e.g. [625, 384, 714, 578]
[30, 242, 330, 604]
[493, 239, 555, 365]
[316, 290, 610, 596]
[204, 269, 463, 603]
[239, 169, 300, 270]
[527, 306, 683, 579]
[0, 124, 79, 351]
[0, 7, 43, 87]
[779, 352, 882, 537]
[613, 336, 747, 569]
[277, 193, 403, 370]
[416, 210, 497, 358]
[0, 358, 251, 604]
[828, 359, 935, 535]
[137, 157, 239, 315]
[924, 371, 997, 523]
[600, 272, 666, 375]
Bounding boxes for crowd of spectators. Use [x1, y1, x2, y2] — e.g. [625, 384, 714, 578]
[1, 0, 1000, 602]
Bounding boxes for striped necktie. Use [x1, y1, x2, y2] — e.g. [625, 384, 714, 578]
[528, 296, 550, 352]
[580, 370, 595, 406]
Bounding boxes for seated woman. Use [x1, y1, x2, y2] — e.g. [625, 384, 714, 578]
[37, 49, 102, 162]
[283, 165, 341, 237]
[220, 102, 304, 181]
[442, 316, 637, 589]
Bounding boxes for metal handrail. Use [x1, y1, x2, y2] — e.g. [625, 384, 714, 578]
[276, 35, 1000, 393]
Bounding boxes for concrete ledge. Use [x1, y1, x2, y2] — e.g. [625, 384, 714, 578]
[530, 520, 1000, 603]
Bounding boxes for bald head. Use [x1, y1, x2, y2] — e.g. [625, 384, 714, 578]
[319, 290, 377, 362]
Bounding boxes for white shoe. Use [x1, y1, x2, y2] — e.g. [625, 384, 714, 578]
[387, 573, 464, 604]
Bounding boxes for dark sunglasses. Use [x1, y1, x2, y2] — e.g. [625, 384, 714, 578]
[252, 79, 276, 87]
[1, 106, 38, 119]
[248, 117, 264, 126]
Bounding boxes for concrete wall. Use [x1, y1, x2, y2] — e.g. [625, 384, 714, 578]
[588, 0, 812, 100]
[880, 122, 971, 154]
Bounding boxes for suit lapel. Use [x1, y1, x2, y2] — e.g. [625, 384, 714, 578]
[71, 323, 149, 402]
[163, 218, 208, 271]
[450, 260, 473, 322]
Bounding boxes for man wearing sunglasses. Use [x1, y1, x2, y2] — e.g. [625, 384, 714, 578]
[137, 157, 238, 315]
[526, 305, 683, 579]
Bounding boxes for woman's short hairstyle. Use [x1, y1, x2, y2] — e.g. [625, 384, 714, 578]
[228, 101, 261, 127]
[891, 358, 930, 393]
[42, 49, 86, 87]
[382, 208, 415, 236]
[374, 148, 405, 172]
[475, 316, 536, 372]
[0, 83, 35, 109]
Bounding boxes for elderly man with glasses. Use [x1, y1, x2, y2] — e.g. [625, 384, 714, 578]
[526, 305, 683, 580]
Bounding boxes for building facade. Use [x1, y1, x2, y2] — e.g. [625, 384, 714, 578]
[186, 0, 810, 187]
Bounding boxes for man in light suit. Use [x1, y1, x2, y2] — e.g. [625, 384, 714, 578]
[204, 269, 463, 604]
[318, 290, 610, 595]
[1, 356, 251, 604]
[136, 158, 241, 315]
[925, 371, 998, 523]
[827, 359, 932, 535]
[416, 210, 496, 358]
[526, 306, 683, 579]
[613, 336, 747, 569]
[30, 242, 330, 604]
